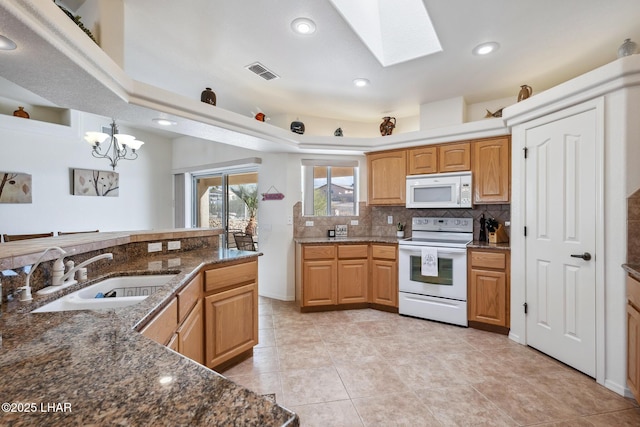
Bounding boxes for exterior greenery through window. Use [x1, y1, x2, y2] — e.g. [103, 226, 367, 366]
[304, 165, 357, 216]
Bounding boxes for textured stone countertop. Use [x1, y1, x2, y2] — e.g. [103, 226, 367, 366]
[623, 264, 640, 281]
[294, 236, 400, 244]
[0, 248, 298, 426]
[466, 240, 511, 251]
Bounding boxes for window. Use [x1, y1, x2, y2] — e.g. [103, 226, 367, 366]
[303, 161, 358, 216]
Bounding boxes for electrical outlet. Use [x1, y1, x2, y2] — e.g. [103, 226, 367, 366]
[168, 258, 181, 267]
[388, 216, 393, 224]
[505, 221, 511, 226]
[305, 220, 314, 226]
[147, 242, 162, 252]
[168, 241, 181, 250]
[287, 216, 293, 225]
[147, 260, 163, 270]
[351, 220, 359, 226]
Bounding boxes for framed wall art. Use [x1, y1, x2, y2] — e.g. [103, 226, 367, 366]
[73, 168, 119, 197]
[0, 172, 32, 203]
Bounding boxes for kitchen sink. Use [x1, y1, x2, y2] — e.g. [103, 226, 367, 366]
[31, 274, 177, 313]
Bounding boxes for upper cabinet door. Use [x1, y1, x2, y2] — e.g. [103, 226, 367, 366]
[439, 142, 471, 173]
[408, 146, 437, 175]
[367, 150, 407, 205]
[472, 136, 511, 204]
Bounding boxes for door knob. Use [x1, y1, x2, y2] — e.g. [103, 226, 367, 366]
[570, 252, 592, 261]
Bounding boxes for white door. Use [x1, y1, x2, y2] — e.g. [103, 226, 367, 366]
[525, 108, 597, 377]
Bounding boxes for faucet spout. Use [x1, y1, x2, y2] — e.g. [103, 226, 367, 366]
[20, 247, 68, 302]
[37, 252, 113, 295]
[57, 253, 114, 285]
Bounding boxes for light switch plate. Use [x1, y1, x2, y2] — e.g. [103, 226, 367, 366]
[387, 216, 393, 224]
[350, 220, 359, 226]
[305, 220, 314, 226]
[148, 242, 162, 252]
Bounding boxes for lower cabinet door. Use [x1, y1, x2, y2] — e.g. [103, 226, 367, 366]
[177, 299, 204, 365]
[469, 269, 507, 326]
[338, 259, 368, 304]
[204, 283, 258, 368]
[371, 260, 398, 307]
[302, 260, 337, 306]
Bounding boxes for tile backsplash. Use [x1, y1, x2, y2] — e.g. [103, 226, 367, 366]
[628, 188, 640, 264]
[293, 201, 510, 241]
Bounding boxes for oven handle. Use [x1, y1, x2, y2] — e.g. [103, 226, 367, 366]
[398, 246, 467, 255]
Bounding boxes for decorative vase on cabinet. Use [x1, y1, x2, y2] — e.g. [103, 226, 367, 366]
[13, 106, 29, 118]
[200, 87, 216, 106]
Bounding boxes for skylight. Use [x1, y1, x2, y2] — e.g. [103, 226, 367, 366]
[328, 0, 442, 67]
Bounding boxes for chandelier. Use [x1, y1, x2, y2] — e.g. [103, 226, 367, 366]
[83, 120, 144, 170]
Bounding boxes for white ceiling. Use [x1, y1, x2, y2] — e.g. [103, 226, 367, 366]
[119, 0, 640, 122]
[1, 0, 639, 148]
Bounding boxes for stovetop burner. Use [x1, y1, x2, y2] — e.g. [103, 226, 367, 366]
[399, 217, 473, 248]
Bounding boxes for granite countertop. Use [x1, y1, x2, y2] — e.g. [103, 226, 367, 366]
[467, 240, 511, 251]
[294, 236, 400, 244]
[0, 248, 298, 426]
[623, 264, 640, 281]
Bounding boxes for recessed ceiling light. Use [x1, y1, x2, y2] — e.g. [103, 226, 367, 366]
[353, 78, 370, 87]
[291, 18, 316, 35]
[152, 118, 177, 126]
[472, 42, 500, 56]
[0, 35, 17, 51]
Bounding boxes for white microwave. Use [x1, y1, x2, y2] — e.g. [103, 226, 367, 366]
[406, 171, 472, 208]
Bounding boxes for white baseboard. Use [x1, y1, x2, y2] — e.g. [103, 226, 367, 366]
[508, 331, 522, 344]
[604, 379, 632, 397]
[258, 291, 294, 301]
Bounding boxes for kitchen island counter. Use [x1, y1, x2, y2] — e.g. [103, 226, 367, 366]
[0, 247, 298, 426]
[467, 240, 511, 251]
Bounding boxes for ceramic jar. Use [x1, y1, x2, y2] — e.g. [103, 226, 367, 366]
[13, 106, 29, 118]
[200, 87, 216, 106]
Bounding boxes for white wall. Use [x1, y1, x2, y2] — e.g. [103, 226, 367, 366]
[0, 111, 173, 235]
[172, 136, 366, 300]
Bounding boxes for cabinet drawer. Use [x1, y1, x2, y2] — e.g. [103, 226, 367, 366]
[471, 251, 506, 270]
[338, 244, 368, 259]
[303, 245, 336, 260]
[628, 276, 640, 310]
[371, 245, 396, 260]
[140, 297, 178, 345]
[178, 273, 202, 323]
[205, 260, 257, 294]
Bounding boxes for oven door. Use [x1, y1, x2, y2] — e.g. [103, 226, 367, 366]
[398, 245, 467, 301]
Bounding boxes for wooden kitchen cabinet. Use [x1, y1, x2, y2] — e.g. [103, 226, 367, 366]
[468, 249, 510, 333]
[204, 260, 258, 370]
[140, 297, 178, 345]
[301, 245, 337, 306]
[367, 150, 407, 205]
[472, 136, 510, 203]
[337, 244, 368, 304]
[408, 146, 437, 174]
[370, 244, 398, 308]
[177, 299, 204, 365]
[408, 142, 471, 175]
[627, 275, 640, 402]
[296, 242, 398, 310]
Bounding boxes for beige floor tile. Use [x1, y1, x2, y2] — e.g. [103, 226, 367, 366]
[273, 312, 317, 329]
[305, 310, 353, 325]
[274, 323, 322, 346]
[440, 350, 518, 383]
[569, 408, 640, 426]
[289, 400, 363, 427]
[227, 371, 283, 404]
[352, 392, 440, 426]
[259, 314, 274, 330]
[473, 376, 582, 424]
[258, 302, 273, 315]
[480, 345, 567, 377]
[278, 341, 333, 371]
[525, 370, 636, 416]
[416, 385, 517, 426]
[314, 322, 369, 343]
[344, 308, 397, 322]
[221, 346, 280, 377]
[336, 361, 409, 399]
[391, 359, 467, 390]
[255, 327, 276, 348]
[324, 340, 386, 366]
[280, 367, 349, 407]
[355, 319, 408, 338]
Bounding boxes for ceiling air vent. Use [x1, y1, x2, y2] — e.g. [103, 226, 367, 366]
[246, 62, 280, 81]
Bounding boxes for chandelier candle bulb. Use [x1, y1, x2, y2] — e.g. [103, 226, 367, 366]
[84, 120, 144, 170]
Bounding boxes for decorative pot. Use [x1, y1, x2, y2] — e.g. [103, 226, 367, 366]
[255, 112, 266, 122]
[618, 38, 637, 58]
[245, 217, 257, 235]
[200, 87, 216, 106]
[13, 106, 29, 119]
[334, 127, 343, 137]
[396, 230, 404, 238]
[380, 116, 396, 136]
[517, 85, 532, 102]
[290, 120, 305, 134]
